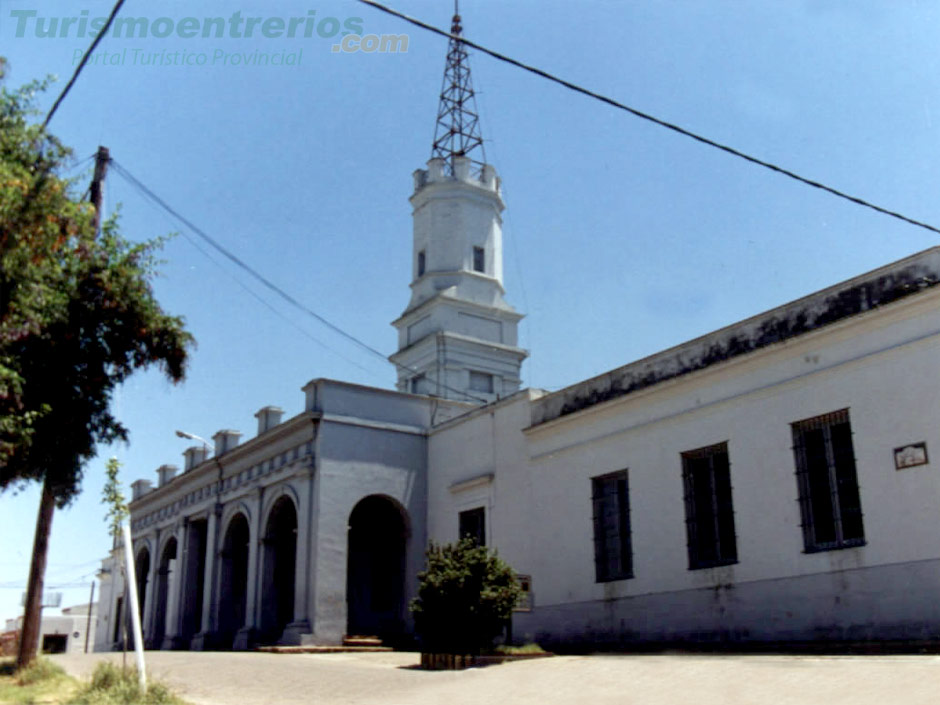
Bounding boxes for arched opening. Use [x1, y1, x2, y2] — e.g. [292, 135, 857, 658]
[151, 537, 177, 649]
[132, 547, 150, 648]
[260, 496, 297, 643]
[346, 495, 408, 642]
[217, 513, 250, 648]
[180, 519, 208, 644]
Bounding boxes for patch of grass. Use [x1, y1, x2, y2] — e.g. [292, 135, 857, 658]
[493, 642, 548, 655]
[16, 656, 67, 684]
[66, 661, 188, 705]
[0, 656, 79, 704]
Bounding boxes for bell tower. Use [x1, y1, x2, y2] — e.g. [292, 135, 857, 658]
[390, 5, 527, 403]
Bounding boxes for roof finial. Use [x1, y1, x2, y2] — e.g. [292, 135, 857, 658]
[431, 0, 486, 175]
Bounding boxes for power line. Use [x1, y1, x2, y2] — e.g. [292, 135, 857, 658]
[41, 0, 126, 130]
[357, 0, 940, 238]
[110, 161, 388, 359]
[112, 167, 381, 377]
[108, 160, 488, 404]
[178, 230, 380, 377]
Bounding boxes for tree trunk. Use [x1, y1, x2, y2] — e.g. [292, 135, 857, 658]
[16, 477, 56, 669]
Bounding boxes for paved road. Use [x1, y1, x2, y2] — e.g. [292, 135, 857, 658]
[52, 650, 940, 705]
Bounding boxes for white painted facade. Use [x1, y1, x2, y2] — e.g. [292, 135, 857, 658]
[429, 248, 940, 645]
[9, 604, 97, 655]
[99, 30, 940, 648]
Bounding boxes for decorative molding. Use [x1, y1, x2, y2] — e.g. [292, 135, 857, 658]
[449, 473, 494, 494]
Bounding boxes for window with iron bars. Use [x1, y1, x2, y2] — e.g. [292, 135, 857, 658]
[591, 470, 633, 582]
[791, 409, 865, 552]
[681, 442, 738, 570]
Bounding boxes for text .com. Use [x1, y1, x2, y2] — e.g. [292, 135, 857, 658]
[332, 33, 408, 54]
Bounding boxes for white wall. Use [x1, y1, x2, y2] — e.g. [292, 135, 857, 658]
[429, 286, 940, 643]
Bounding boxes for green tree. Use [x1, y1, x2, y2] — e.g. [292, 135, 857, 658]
[410, 538, 522, 655]
[102, 457, 128, 541]
[0, 66, 192, 667]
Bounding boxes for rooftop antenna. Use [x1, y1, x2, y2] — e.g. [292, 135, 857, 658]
[430, 0, 487, 175]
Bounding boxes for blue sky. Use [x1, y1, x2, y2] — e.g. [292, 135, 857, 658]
[1, 0, 939, 624]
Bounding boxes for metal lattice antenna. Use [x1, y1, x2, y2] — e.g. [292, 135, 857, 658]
[431, 1, 486, 174]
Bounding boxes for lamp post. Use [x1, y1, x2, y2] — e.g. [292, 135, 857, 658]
[175, 429, 210, 451]
[174, 429, 221, 650]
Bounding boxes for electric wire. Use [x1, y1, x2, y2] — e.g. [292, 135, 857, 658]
[179, 230, 380, 377]
[357, 0, 940, 238]
[112, 167, 381, 377]
[41, 0, 126, 130]
[108, 160, 488, 404]
[472, 82, 535, 389]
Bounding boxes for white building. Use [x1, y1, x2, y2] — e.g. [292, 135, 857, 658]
[98, 11, 940, 651]
[9, 603, 97, 655]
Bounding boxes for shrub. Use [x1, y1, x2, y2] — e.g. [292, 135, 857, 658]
[15, 657, 65, 685]
[410, 538, 522, 655]
[67, 662, 185, 705]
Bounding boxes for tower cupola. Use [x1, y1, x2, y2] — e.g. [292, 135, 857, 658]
[390, 5, 527, 403]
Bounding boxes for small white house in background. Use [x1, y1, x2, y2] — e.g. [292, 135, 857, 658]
[97, 10, 940, 651]
[8, 603, 97, 654]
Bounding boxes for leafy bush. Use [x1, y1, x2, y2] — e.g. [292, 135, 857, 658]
[410, 538, 522, 655]
[494, 642, 547, 655]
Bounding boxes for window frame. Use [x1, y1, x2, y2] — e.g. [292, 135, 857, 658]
[791, 408, 866, 553]
[472, 246, 485, 273]
[468, 370, 494, 394]
[458, 506, 486, 546]
[417, 250, 426, 277]
[591, 470, 634, 583]
[681, 441, 738, 570]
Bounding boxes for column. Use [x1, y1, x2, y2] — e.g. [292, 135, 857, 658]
[191, 509, 218, 650]
[164, 557, 180, 644]
[234, 488, 263, 650]
[281, 473, 314, 645]
[162, 523, 185, 650]
[143, 528, 161, 646]
[140, 534, 158, 643]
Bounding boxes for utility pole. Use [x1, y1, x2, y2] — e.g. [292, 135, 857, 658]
[15, 146, 111, 670]
[90, 145, 110, 235]
[16, 481, 55, 668]
[84, 581, 96, 654]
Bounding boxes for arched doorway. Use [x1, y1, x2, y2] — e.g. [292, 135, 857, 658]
[180, 519, 208, 644]
[133, 547, 150, 648]
[346, 495, 408, 642]
[151, 537, 177, 649]
[260, 497, 297, 643]
[218, 513, 250, 648]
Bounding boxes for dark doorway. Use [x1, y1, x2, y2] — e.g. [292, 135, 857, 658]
[152, 537, 177, 648]
[346, 495, 408, 642]
[180, 519, 208, 644]
[260, 497, 297, 644]
[130, 547, 150, 648]
[112, 596, 124, 644]
[42, 634, 67, 654]
[218, 513, 250, 648]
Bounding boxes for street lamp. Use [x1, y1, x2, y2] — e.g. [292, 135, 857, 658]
[175, 429, 210, 450]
